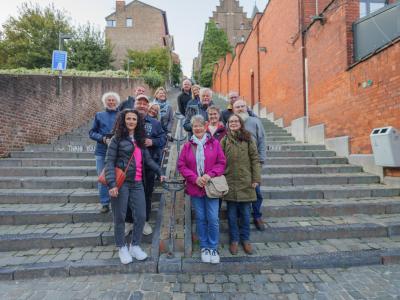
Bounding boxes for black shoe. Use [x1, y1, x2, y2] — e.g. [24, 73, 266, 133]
[254, 219, 266, 231]
[100, 205, 110, 213]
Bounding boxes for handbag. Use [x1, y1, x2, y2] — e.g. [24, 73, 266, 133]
[190, 144, 229, 198]
[98, 147, 136, 189]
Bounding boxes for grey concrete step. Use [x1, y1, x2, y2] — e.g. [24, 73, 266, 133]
[260, 184, 400, 199]
[0, 189, 98, 204]
[265, 136, 296, 142]
[0, 176, 98, 189]
[0, 158, 95, 167]
[0, 167, 97, 177]
[0, 221, 155, 251]
[262, 164, 363, 174]
[10, 151, 94, 159]
[24, 144, 96, 153]
[57, 136, 94, 143]
[265, 157, 348, 165]
[0, 245, 156, 280]
[184, 236, 400, 273]
[261, 173, 380, 186]
[265, 132, 291, 137]
[266, 150, 336, 158]
[275, 144, 327, 151]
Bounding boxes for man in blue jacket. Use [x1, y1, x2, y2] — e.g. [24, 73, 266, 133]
[134, 94, 166, 235]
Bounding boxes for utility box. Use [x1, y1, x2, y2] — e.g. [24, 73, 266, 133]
[370, 126, 400, 167]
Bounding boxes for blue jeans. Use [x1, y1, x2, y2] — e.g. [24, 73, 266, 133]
[227, 202, 251, 242]
[252, 185, 263, 220]
[191, 196, 220, 250]
[95, 155, 110, 206]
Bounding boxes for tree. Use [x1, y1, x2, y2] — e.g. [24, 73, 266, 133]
[0, 3, 72, 69]
[68, 24, 114, 71]
[199, 21, 232, 87]
[171, 62, 182, 86]
[126, 47, 170, 78]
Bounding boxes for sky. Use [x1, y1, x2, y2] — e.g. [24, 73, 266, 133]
[0, 0, 268, 76]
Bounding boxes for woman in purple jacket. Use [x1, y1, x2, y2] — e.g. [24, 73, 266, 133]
[178, 115, 226, 264]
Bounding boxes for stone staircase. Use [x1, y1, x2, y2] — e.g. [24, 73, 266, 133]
[0, 122, 164, 280]
[187, 118, 400, 273]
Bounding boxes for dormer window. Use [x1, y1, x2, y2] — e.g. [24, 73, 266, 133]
[126, 18, 133, 27]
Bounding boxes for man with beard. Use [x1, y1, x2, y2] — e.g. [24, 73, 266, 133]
[133, 95, 166, 235]
[232, 100, 267, 231]
[177, 79, 192, 116]
[183, 87, 214, 137]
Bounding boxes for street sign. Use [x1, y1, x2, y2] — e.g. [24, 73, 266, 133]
[51, 50, 68, 71]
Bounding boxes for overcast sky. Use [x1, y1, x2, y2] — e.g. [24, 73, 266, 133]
[0, 0, 268, 76]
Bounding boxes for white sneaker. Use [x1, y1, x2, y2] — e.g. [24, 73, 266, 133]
[125, 222, 134, 236]
[210, 249, 220, 264]
[201, 248, 211, 263]
[118, 246, 133, 264]
[129, 245, 148, 261]
[143, 222, 153, 235]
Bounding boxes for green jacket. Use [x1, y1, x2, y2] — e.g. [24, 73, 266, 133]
[221, 133, 261, 202]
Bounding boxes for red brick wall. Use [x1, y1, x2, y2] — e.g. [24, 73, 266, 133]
[220, 53, 233, 96]
[0, 74, 148, 157]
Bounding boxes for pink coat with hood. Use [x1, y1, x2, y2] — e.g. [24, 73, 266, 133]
[177, 135, 226, 197]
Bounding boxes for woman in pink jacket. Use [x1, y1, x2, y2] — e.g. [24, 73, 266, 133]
[178, 114, 226, 264]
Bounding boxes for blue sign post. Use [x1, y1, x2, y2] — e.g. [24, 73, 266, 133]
[52, 50, 68, 95]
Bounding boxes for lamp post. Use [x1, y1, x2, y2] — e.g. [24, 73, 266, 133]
[57, 32, 73, 95]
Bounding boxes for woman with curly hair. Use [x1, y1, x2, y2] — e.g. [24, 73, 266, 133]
[105, 109, 165, 264]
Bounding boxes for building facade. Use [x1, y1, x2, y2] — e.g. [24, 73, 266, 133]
[105, 0, 174, 69]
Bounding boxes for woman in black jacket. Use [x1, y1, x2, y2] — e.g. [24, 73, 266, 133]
[105, 109, 165, 264]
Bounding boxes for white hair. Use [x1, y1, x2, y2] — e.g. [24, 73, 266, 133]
[190, 114, 205, 126]
[101, 92, 121, 108]
[200, 88, 213, 99]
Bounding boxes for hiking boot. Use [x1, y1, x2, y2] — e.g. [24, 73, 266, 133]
[242, 241, 253, 255]
[100, 205, 109, 214]
[229, 242, 239, 255]
[254, 218, 266, 231]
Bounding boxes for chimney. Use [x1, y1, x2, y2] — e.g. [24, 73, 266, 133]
[116, 0, 125, 14]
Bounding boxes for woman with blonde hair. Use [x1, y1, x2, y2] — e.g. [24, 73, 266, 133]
[89, 92, 120, 213]
[153, 87, 173, 134]
[148, 103, 160, 120]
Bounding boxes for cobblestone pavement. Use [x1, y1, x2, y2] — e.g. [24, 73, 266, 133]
[1, 265, 400, 299]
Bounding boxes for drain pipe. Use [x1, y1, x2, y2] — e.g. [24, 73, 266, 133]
[299, 0, 308, 118]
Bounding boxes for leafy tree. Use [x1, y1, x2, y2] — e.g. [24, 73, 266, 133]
[171, 62, 182, 86]
[68, 24, 114, 71]
[199, 21, 232, 87]
[0, 3, 72, 69]
[126, 47, 170, 78]
[141, 68, 165, 89]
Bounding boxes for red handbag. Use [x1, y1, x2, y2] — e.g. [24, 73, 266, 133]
[98, 150, 136, 189]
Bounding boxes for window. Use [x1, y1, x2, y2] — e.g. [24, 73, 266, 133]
[215, 22, 220, 28]
[240, 23, 244, 30]
[126, 18, 133, 27]
[360, 0, 388, 18]
[106, 20, 116, 27]
[240, 35, 245, 42]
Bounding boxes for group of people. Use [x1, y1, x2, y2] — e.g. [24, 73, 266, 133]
[89, 85, 173, 264]
[177, 80, 267, 264]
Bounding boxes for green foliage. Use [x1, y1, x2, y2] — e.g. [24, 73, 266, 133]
[0, 68, 128, 78]
[199, 21, 232, 87]
[126, 47, 170, 79]
[68, 24, 114, 71]
[141, 68, 164, 89]
[171, 62, 182, 86]
[0, 3, 72, 69]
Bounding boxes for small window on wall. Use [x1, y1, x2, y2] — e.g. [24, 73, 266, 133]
[240, 35, 245, 42]
[240, 23, 244, 30]
[360, 0, 388, 18]
[126, 18, 133, 27]
[215, 22, 220, 28]
[107, 20, 116, 27]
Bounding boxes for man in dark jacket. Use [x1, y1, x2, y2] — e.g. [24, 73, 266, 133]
[183, 87, 213, 136]
[134, 95, 166, 235]
[177, 79, 192, 116]
[119, 86, 146, 111]
[221, 91, 257, 125]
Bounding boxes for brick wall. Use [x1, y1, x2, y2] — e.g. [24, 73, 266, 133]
[0, 74, 148, 157]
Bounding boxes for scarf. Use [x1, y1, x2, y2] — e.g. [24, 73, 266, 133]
[190, 134, 208, 176]
[153, 99, 169, 118]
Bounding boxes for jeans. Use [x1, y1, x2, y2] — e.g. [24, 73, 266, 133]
[110, 181, 146, 247]
[144, 169, 156, 222]
[191, 196, 220, 250]
[252, 185, 263, 220]
[95, 155, 110, 206]
[227, 202, 251, 242]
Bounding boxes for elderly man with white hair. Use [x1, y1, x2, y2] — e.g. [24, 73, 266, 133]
[89, 91, 121, 213]
[232, 99, 267, 231]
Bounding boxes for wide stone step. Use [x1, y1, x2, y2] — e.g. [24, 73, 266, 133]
[0, 176, 98, 189]
[0, 158, 95, 167]
[262, 164, 363, 174]
[265, 132, 292, 137]
[266, 150, 336, 158]
[24, 144, 96, 153]
[215, 213, 400, 243]
[275, 144, 327, 151]
[0, 221, 155, 251]
[260, 184, 400, 199]
[10, 151, 94, 159]
[0, 166, 97, 177]
[265, 157, 348, 165]
[261, 173, 380, 186]
[0, 245, 156, 280]
[265, 136, 296, 142]
[0, 189, 98, 204]
[184, 236, 400, 273]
